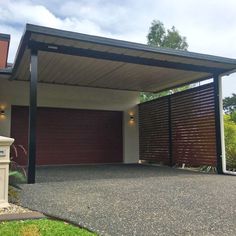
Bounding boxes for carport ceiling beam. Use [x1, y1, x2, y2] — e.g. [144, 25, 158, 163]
[28, 40, 225, 74]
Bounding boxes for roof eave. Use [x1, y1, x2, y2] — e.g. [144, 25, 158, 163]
[10, 27, 31, 80]
[25, 23, 236, 65]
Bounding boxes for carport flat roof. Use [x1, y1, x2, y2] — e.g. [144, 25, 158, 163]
[5, 24, 236, 92]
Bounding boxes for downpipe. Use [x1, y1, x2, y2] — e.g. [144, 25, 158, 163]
[218, 75, 236, 176]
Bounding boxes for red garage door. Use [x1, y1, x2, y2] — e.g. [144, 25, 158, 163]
[11, 106, 123, 165]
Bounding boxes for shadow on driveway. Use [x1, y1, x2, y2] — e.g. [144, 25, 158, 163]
[35, 164, 203, 183]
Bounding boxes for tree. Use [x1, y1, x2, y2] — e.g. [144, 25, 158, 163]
[223, 93, 236, 114]
[224, 114, 236, 169]
[147, 20, 188, 50]
[140, 20, 189, 103]
[223, 94, 236, 170]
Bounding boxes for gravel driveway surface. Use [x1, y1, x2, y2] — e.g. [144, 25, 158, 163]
[19, 164, 236, 236]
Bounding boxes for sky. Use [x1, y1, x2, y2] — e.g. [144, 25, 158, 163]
[0, 0, 236, 97]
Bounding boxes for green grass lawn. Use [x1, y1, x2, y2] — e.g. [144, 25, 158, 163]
[0, 218, 96, 236]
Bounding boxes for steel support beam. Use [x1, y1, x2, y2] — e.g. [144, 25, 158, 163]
[28, 40, 225, 75]
[213, 76, 223, 174]
[27, 49, 38, 184]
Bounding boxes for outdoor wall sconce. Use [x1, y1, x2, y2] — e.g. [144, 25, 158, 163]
[130, 115, 135, 122]
[129, 112, 135, 125]
[0, 110, 5, 116]
[0, 109, 5, 119]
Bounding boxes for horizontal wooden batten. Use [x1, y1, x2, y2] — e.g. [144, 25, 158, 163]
[139, 96, 169, 164]
[139, 83, 217, 167]
[171, 87, 214, 100]
[171, 83, 216, 166]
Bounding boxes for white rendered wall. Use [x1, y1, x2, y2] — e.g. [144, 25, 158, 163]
[0, 79, 139, 163]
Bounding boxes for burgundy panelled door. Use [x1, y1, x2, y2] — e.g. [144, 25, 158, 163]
[11, 106, 123, 165]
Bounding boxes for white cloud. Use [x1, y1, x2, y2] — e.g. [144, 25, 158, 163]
[0, 0, 236, 96]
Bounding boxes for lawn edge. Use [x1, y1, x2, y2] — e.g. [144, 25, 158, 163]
[0, 211, 45, 222]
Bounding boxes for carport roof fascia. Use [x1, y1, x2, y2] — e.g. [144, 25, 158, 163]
[10, 23, 236, 92]
[26, 24, 236, 65]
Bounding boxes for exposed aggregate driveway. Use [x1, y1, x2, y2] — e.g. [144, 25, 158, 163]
[19, 164, 236, 236]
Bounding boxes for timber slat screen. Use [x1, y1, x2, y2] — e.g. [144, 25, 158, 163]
[139, 83, 217, 167]
[139, 97, 170, 165]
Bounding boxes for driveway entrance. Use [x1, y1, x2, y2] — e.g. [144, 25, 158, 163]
[19, 164, 236, 236]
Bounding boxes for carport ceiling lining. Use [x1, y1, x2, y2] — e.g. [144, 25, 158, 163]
[11, 24, 236, 92]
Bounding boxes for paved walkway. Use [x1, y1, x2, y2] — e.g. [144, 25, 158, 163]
[20, 164, 236, 236]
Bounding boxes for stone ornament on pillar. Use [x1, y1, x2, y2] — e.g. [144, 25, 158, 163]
[0, 136, 14, 208]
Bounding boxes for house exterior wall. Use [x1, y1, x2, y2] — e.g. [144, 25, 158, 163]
[0, 79, 139, 163]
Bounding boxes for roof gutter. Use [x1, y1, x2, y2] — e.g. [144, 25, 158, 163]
[0, 66, 12, 75]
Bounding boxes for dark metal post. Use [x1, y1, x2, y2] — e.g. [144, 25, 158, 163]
[27, 49, 38, 184]
[168, 96, 173, 166]
[213, 76, 223, 174]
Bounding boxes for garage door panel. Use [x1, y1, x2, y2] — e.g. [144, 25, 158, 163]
[11, 106, 123, 165]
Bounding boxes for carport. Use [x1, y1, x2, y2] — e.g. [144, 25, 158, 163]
[2, 24, 236, 183]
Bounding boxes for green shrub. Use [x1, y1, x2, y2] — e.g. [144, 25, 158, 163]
[9, 144, 27, 202]
[8, 171, 26, 203]
[224, 114, 236, 169]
